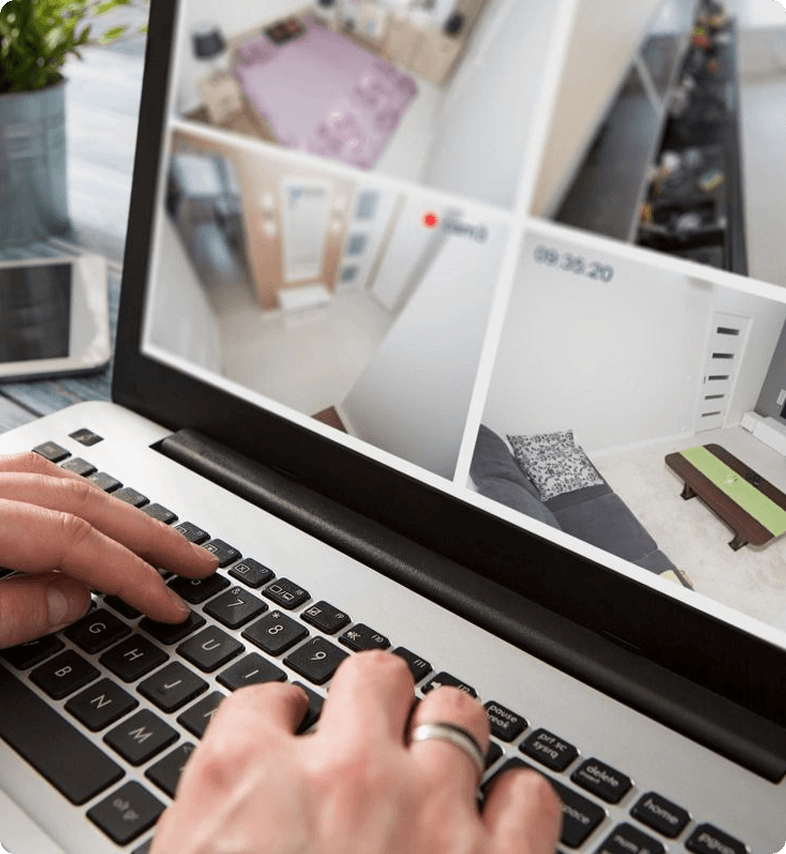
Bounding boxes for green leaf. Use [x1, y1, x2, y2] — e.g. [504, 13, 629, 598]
[97, 24, 125, 43]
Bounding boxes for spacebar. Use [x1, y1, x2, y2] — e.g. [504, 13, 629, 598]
[0, 665, 124, 805]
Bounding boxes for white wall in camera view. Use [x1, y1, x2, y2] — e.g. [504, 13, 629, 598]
[481, 234, 786, 457]
[420, 0, 560, 208]
[342, 218, 508, 479]
[148, 216, 223, 373]
[530, 0, 665, 218]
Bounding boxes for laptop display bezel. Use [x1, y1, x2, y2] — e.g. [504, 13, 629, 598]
[113, 1, 786, 731]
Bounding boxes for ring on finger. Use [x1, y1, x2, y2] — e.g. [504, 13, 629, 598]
[409, 721, 485, 777]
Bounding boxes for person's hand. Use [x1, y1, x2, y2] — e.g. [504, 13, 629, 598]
[0, 451, 219, 648]
[152, 651, 562, 854]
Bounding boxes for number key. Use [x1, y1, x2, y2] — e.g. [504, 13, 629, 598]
[284, 637, 348, 685]
[242, 611, 308, 655]
[204, 586, 267, 629]
[168, 573, 230, 604]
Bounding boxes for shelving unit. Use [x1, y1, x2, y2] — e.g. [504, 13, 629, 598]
[553, 0, 747, 276]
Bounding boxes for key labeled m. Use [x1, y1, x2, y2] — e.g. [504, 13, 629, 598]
[128, 726, 154, 744]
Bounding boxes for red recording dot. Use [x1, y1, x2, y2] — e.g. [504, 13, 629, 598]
[422, 212, 439, 229]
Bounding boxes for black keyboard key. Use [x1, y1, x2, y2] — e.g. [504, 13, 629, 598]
[572, 758, 632, 805]
[520, 728, 578, 772]
[138, 661, 208, 713]
[201, 538, 241, 567]
[141, 502, 178, 524]
[65, 608, 131, 654]
[630, 792, 689, 837]
[686, 824, 747, 854]
[549, 775, 606, 848]
[87, 781, 165, 845]
[339, 623, 390, 652]
[70, 427, 103, 446]
[1, 634, 64, 669]
[104, 596, 142, 619]
[217, 652, 286, 691]
[177, 691, 226, 738]
[229, 558, 275, 588]
[177, 626, 243, 672]
[392, 647, 432, 682]
[30, 649, 99, 699]
[145, 742, 196, 798]
[285, 637, 348, 685]
[174, 521, 210, 544]
[486, 741, 503, 769]
[262, 577, 310, 609]
[33, 441, 70, 462]
[204, 585, 267, 628]
[99, 635, 168, 682]
[0, 665, 124, 804]
[65, 678, 139, 731]
[112, 487, 149, 507]
[105, 709, 178, 765]
[422, 671, 477, 698]
[243, 610, 308, 655]
[168, 572, 230, 604]
[597, 823, 664, 854]
[293, 681, 324, 733]
[88, 472, 122, 492]
[60, 457, 96, 477]
[484, 701, 527, 742]
[301, 600, 351, 634]
[132, 840, 153, 854]
[140, 610, 205, 644]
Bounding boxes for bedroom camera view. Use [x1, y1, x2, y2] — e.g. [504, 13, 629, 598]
[471, 226, 786, 630]
[146, 130, 509, 480]
[531, 0, 786, 287]
[172, 0, 561, 208]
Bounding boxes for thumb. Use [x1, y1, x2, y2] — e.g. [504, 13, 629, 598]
[0, 574, 91, 649]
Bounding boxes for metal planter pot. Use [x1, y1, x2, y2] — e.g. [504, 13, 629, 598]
[0, 77, 70, 247]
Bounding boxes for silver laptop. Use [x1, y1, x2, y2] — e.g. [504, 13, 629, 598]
[1, 2, 786, 853]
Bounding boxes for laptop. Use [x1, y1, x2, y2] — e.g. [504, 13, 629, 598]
[2, 2, 786, 852]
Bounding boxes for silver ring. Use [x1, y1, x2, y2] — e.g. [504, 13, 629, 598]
[410, 722, 485, 776]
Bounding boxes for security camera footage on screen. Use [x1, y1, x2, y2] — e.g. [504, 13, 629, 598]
[142, 0, 786, 636]
[533, 0, 786, 287]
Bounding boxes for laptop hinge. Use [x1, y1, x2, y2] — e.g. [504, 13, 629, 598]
[156, 428, 786, 783]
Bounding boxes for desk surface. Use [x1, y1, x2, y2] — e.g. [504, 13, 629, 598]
[0, 241, 121, 435]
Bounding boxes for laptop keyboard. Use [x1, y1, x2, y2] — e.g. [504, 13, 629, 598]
[0, 438, 750, 854]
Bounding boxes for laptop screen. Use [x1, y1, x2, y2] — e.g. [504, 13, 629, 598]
[129, 0, 786, 662]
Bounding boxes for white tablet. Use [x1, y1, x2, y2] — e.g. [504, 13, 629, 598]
[0, 254, 111, 382]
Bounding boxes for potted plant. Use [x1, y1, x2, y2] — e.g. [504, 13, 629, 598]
[0, 0, 134, 246]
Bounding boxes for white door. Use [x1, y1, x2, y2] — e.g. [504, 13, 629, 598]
[280, 179, 331, 283]
[695, 312, 749, 432]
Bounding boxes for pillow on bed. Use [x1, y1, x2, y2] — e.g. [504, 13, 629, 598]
[507, 431, 603, 501]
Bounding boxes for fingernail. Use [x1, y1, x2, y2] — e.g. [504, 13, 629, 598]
[167, 586, 191, 617]
[192, 543, 219, 565]
[47, 583, 90, 628]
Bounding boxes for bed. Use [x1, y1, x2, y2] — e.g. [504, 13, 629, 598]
[231, 15, 418, 170]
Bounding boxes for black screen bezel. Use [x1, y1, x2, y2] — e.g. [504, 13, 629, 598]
[114, 0, 786, 728]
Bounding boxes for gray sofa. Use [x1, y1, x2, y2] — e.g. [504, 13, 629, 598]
[470, 424, 677, 576]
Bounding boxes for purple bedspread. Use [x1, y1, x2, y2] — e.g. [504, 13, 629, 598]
[233, 17, 417, 170]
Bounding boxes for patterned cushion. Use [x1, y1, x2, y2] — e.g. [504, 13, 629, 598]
[507, 431, 603, 501]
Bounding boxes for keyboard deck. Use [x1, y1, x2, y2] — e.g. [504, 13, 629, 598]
[0, 437, 751, 854]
